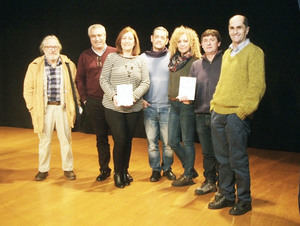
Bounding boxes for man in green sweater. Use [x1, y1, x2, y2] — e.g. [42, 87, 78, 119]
[208, 15, 266, 215]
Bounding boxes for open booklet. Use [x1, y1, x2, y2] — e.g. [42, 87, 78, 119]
[178, 77, 196, 100]
[116, 84, 134, 106]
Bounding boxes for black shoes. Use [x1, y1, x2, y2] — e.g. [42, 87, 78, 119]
[208, 194, 235, 209]
[35, 171, 48, 181]
[172, 175, 195, 187]
[150, 169, 176, 182]
[64, 171, 76, 180]
[191, 168, 199, 178]
[96, 169, 111, 181]
[208, 193, 252, 215]
[125, 171, 133, 182]
[150, 171, 161, 182]
[114, 173, 125, 188]
[163, 170, 176, 180]
[195, 180, 217, 195]
[229, 201, 252, 215]
[114, 170, 132, 188]
[123, 172, 131, 186]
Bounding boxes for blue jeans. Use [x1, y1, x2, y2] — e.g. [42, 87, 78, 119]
[168, 101, 195, 177]
[195, 113, 218, 183]
[144, 105, 173, 172]
[211, 111, 251, 202]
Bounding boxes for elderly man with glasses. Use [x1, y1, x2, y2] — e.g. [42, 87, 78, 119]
[23, 35, 79, 181]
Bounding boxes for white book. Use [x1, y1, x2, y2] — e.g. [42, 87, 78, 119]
[116, 84, 134, 106]
[178, 77, 196, 100]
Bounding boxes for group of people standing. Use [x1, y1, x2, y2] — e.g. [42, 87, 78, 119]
[23, 14, 265, 216]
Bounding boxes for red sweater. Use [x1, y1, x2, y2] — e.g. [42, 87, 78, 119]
[75, 46, 116, 101]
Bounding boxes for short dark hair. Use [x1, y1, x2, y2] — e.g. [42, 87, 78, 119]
[229, 15, 249, 27]
[243, 16, 249, 27]
[153, 26, 169, 39]
[200, 29, 221, 43]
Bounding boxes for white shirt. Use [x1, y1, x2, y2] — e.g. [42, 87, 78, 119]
[229, 39, 250, 56]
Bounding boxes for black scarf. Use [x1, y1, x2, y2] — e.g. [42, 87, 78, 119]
[144, 47, 168, 58]
[168, 51, 192, 72]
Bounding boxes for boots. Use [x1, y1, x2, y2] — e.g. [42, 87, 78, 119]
[114, 173, 125, 188]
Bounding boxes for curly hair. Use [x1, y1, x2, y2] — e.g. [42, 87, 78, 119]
[169, 25, 201, 59]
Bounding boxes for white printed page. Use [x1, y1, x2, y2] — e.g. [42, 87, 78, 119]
[116, 84, 134, 106]
[178, 77, 196, 100]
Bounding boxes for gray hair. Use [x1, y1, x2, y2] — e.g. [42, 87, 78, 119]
[88, 24, 106, 36]
[39, 35, 62, 54]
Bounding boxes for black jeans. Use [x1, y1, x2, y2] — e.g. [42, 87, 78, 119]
[195, 113, 218, 183]
[104, 108, 141, 174]
[86, 97, 110, 172]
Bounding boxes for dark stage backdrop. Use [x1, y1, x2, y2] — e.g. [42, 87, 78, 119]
[1, 0, 299, 152]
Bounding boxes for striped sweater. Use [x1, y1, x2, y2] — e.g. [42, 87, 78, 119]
[100, 53, 150, 113]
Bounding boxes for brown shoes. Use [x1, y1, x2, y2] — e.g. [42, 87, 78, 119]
[64, 171, 76, 180]
[35, 171, 76, 181]
[35, 171, 48, 181]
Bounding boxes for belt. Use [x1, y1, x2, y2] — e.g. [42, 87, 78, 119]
[169, 98, 178, 101]
[47, 101, 61, 105]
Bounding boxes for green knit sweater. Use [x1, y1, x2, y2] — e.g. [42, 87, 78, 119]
[168, 57, 197, 99]
[210, 43, 266, 120]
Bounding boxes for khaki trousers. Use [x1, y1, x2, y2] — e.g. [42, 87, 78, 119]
[38, 105, 73, 172]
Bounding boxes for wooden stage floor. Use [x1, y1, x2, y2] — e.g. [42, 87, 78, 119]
[0, 127, 299, 226]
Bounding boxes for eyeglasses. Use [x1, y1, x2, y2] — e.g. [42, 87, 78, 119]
[97, 56, 102, 67]
[44, 46, 59, 50]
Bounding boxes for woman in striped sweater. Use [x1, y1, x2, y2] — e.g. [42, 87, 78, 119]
[100, 26, 150, 188]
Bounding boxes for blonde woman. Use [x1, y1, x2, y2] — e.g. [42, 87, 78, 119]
[167, 26, 201, 186]
[100, 27, 150, 188]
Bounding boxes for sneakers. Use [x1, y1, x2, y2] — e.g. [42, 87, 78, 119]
[163, 170, 176, 180]
[195, 181, 217, 195]
[229, 201, 252, 215]
[172, 175, 195, 187]
[64, 171, 76, 180]
[208, 194, 235, 209]
[35, 171, 48, 181]
[150, 171, 161, 182]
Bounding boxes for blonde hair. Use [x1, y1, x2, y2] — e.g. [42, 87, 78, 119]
[169, 26, 201, 59]
[39, 35, 62, 54]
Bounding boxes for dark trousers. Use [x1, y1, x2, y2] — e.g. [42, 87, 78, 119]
[211, 111, 251, 202]
[104, 108, 141, 174]
[195, 113, 218, 183]
[86, 97, 110, 172]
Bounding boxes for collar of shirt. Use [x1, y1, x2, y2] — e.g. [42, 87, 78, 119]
[229, 38, 250, 56]
[44, 57, 62, 67]
[92, 44, 107, 56]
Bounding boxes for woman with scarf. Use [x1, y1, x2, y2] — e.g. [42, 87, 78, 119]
[168, 26, 201, 187]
